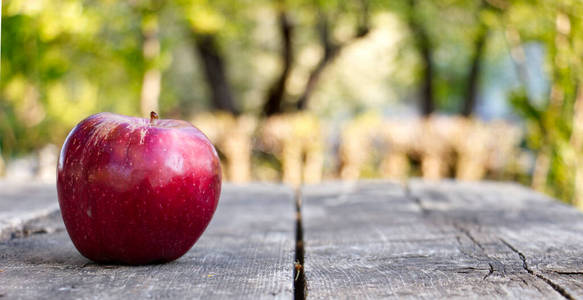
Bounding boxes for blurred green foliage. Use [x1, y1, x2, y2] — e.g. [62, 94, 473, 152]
[504, 0, 583, 205]
[2, 0, 583, 204]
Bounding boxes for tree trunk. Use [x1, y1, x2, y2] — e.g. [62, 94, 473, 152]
[263, 11, 294, 116]
[419, 36, 434, 116]
[194, 34, 239, 115]
[408, 0, 434, 116]
[140, 70, 161, 117]
[140, 15, 161, 117]
[462, 25, 488, 117]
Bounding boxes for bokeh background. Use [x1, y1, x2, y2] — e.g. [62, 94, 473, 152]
[1, 0, 583, 207]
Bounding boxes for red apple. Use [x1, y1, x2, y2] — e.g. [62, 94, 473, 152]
[57, 112, 221, 265]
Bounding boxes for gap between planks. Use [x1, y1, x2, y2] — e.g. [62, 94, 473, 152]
[294, 187, 307, 300]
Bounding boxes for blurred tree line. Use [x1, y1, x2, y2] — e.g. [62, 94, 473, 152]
[1, 0, 583, 205]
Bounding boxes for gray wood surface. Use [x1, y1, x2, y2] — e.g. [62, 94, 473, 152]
[0, 181, 59, 240]
[0, 183, 295, 299]
[301, 180, 583, 299]
[4, 179, 583, 299]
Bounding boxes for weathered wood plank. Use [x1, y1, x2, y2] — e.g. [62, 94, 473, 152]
[410, 180, 583, 299]
[301, 180, 574, 299]
[0, 183, 295, 299]
[0, 181, 59, 240]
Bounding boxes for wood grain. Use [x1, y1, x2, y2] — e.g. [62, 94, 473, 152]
[301, 180, 583, 299]
[0, 183, 295, 299]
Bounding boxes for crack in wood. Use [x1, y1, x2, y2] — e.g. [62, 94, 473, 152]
[452, 223, 485, 251]
[483, 263, 494, 280]
[500, 239, 575, 300]
[553, 271, 583, 276]
[406, 182, 520, 284]
[449, 221, 509, 282]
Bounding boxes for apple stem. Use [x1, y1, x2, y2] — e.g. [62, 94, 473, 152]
[150, 111, 159, 125]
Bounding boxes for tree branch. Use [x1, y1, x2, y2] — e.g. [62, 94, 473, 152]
[296, 0, 371, 111]
[407, 0, 434, 116]
[462, 5, 490, 117]
[194, 34, 240, 115]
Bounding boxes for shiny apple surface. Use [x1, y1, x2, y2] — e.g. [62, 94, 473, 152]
[57, 112, 221, 265]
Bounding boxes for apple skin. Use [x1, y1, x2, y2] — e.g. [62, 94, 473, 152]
[57, 112, 221, 265]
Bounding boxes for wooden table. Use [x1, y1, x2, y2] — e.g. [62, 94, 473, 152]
[1, 180, 583, 299]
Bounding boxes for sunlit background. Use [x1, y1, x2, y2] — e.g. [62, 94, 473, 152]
[1, 0, 583, 207]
